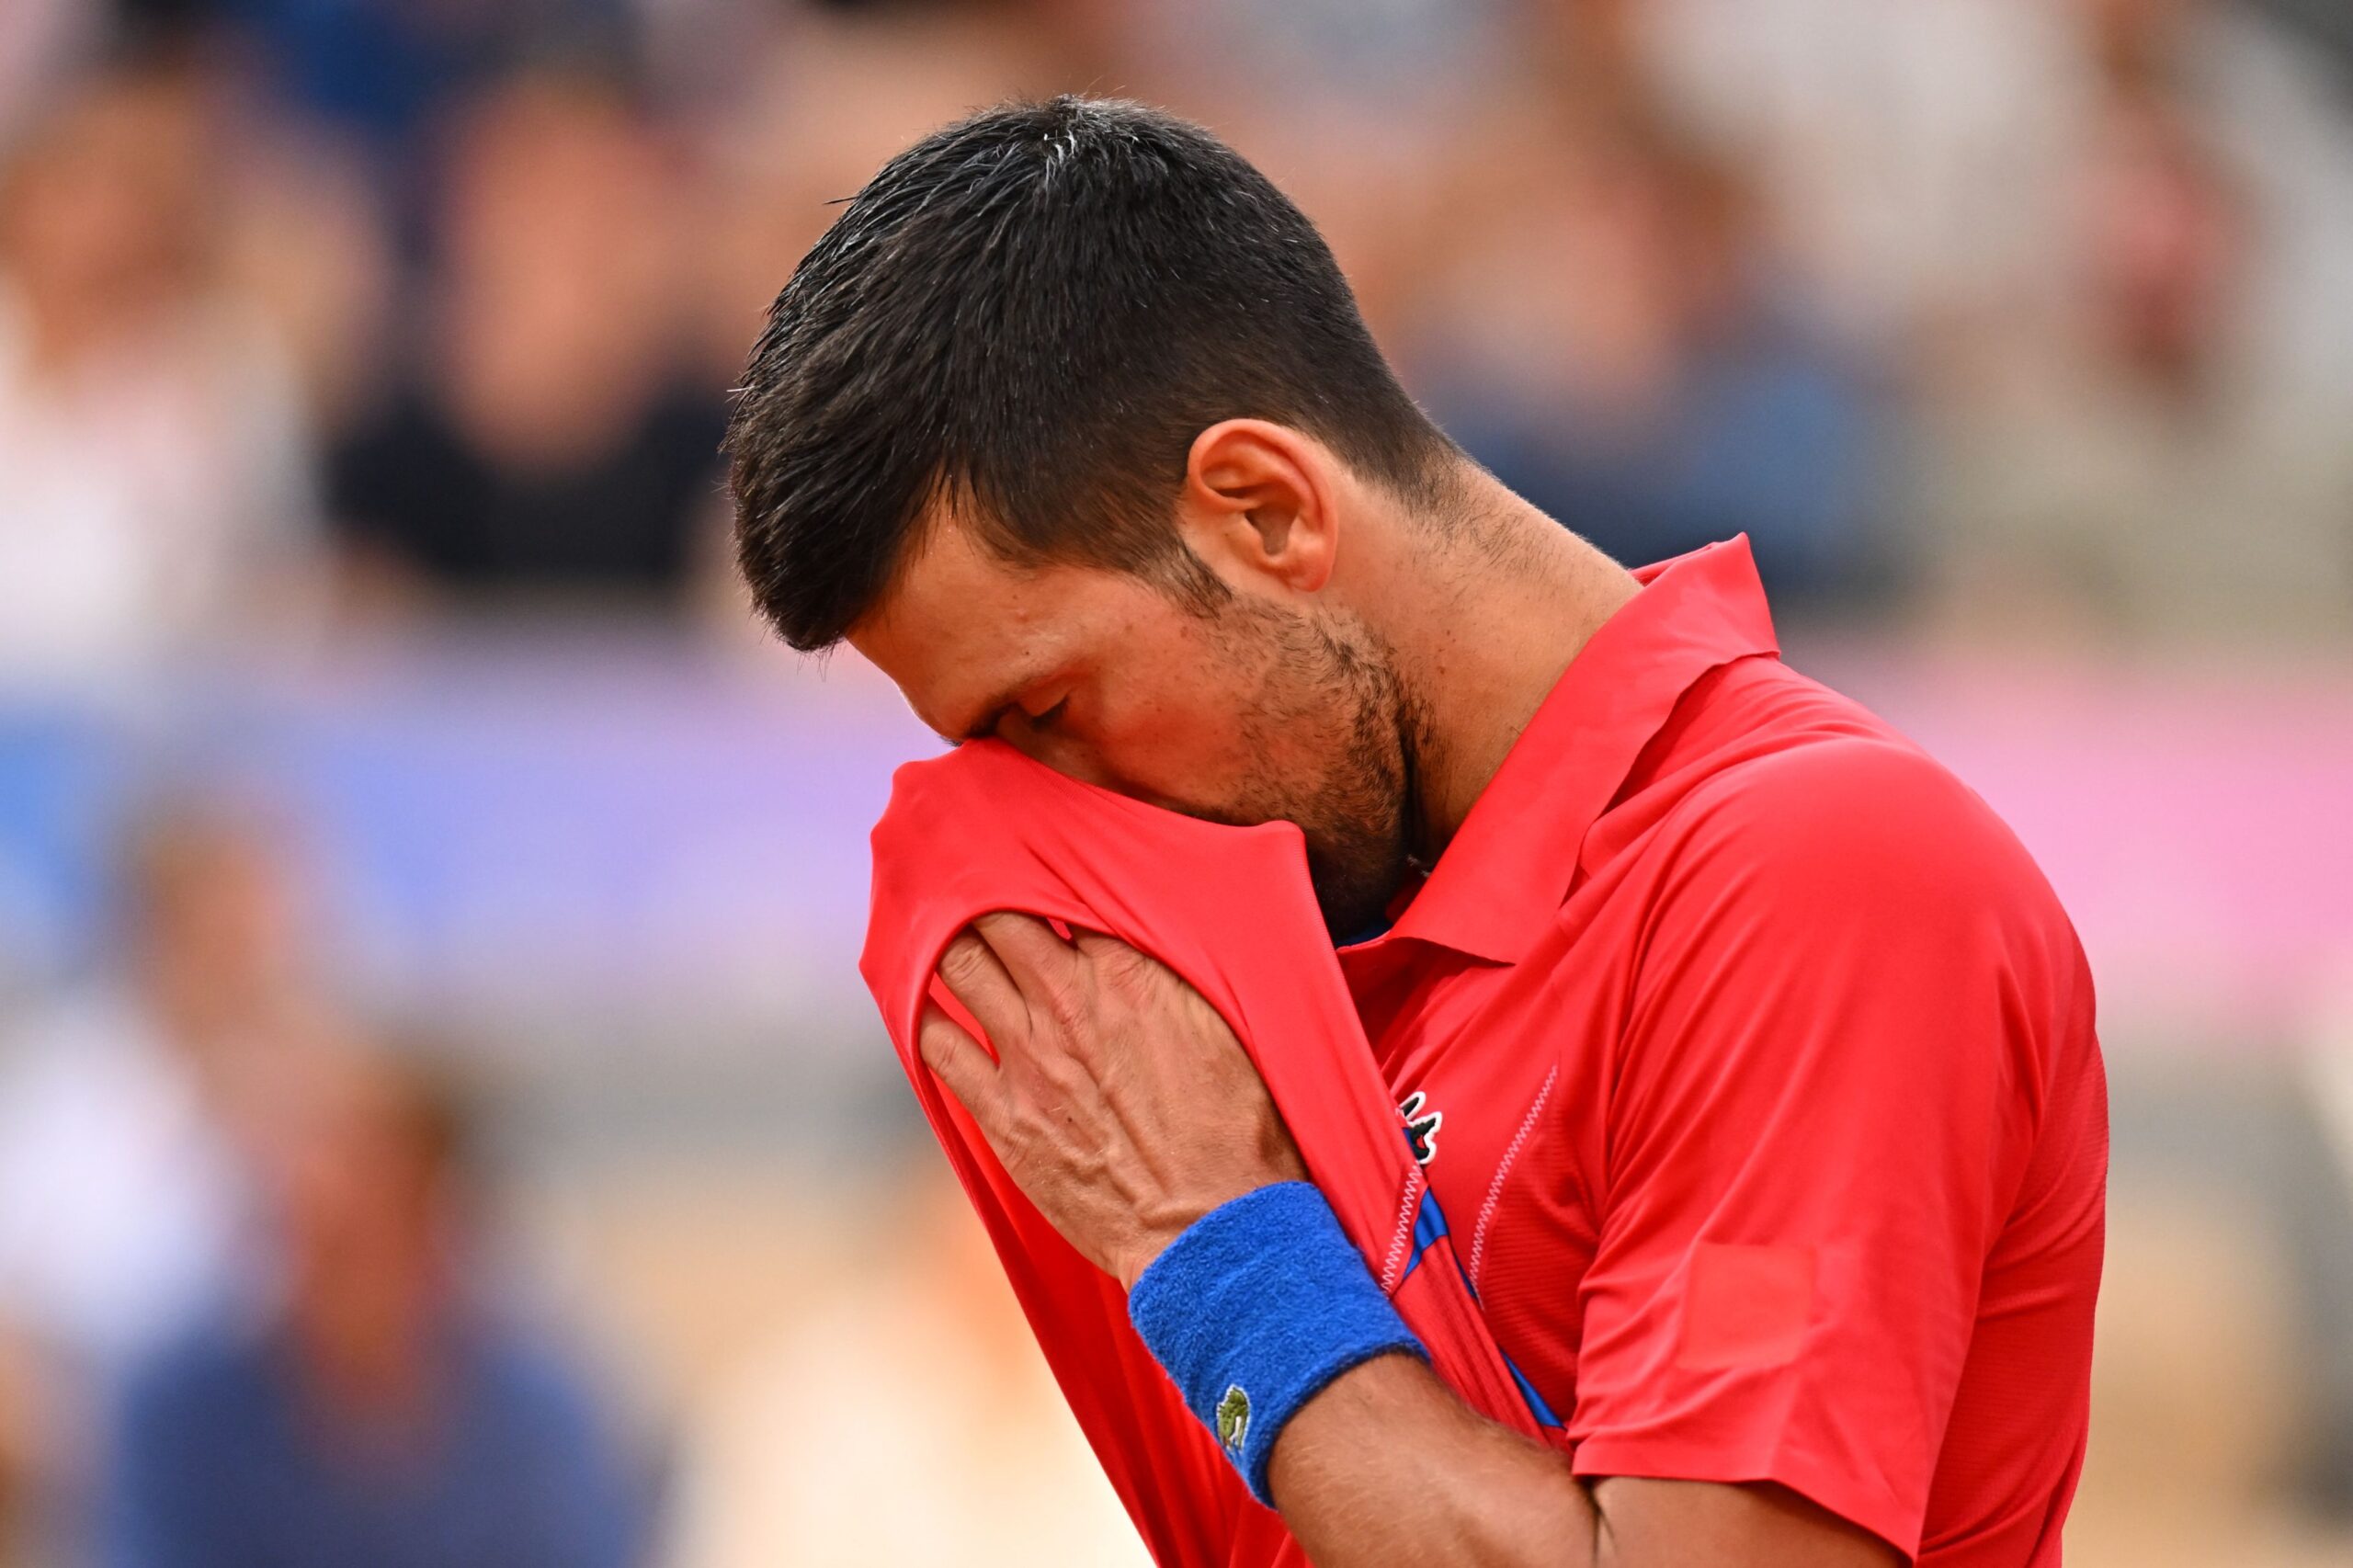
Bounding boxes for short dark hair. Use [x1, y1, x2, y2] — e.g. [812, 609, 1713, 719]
[728, 95, 1457, 651]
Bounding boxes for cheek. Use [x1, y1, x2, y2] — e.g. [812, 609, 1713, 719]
[1082, 653, 1265, 812]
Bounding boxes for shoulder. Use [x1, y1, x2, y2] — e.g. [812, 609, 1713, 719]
[1655, 726, 2062, 932]
[1608, 733, 2084, 1144]
[465, 1321, 617, 1446]
[118, 1319, 270, 1438]
[1619, 723, 2090, 1051]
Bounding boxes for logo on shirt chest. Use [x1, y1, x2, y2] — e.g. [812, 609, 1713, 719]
[1399, 1090, 1443, 1166]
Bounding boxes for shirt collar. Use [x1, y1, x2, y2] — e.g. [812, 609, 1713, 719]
[1360, 535, 1780, 966]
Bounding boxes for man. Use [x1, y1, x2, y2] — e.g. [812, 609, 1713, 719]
[0, 797, 302, 1564]
[101, 1045, 646, 1568]
[729, 97, 2105, 1568]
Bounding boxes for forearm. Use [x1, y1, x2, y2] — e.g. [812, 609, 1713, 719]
[1267, 1353, 1596, 1568]
[1267, 1357, 1904, 1568]
[1119, 1187, 1897, 1568]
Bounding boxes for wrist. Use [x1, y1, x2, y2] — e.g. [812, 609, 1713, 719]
[1118, 1176, 1290, 1289]
[1126, 1181, 1426, 1505]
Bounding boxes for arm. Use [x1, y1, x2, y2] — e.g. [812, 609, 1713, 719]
[921, 915, 1902, 1568]
[1270, 1355, 1894, 1568]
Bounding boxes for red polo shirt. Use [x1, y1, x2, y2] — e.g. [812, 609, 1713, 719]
[1338, 537, 2107, 1564]
[863, 536, 2105, 1568]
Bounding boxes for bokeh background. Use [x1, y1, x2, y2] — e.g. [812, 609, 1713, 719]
[0, 0, 2349, 1564]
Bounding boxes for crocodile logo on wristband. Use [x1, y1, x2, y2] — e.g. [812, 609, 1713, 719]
[1214, 1383, 1251, 1454]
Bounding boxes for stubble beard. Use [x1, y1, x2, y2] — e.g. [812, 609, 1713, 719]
[1214, 599, 1431, 942]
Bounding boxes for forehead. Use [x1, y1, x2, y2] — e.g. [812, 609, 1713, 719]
[847, 512, 1153, 736]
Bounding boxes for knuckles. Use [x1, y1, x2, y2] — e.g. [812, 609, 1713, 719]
[1090, 942, 1165, 1006]
[937, 935, 994, 994]
[1033, 970, 1096, 1038]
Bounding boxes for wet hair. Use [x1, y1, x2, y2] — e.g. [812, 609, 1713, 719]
[728, 95, 1458, 651]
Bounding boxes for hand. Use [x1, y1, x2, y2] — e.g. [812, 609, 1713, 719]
[922, 912, 1308, 1289]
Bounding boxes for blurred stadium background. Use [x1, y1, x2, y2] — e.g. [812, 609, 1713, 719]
[0, 0, 2349, 1563]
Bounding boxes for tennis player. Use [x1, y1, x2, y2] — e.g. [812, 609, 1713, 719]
[728, 96, 2105, 1568]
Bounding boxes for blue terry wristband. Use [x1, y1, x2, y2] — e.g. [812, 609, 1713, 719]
[1127, 1181, 1427, 1506]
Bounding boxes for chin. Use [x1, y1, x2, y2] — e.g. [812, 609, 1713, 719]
[1308, 857, 1409, 944]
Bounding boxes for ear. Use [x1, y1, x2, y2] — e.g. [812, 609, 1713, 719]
[1175, 419, 1339, 596]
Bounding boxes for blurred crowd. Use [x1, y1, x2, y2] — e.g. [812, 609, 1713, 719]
[0, 793, 652, 1567]
[1, 0, 2349, 686]
[1, 0, 2350, 1565]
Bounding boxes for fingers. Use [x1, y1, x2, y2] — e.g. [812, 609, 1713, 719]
[1070, 927, 1157, 987]
[971, 912, 1083, 1012]
[936, 927, 1024, 1046]
[1068, 927, 1129, 965]
[918, 1001, 1002, 1121]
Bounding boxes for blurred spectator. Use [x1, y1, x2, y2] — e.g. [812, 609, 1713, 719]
[0, 793, 323, 1560]
[691, 4, 1073, 387]
[1639, 0, 2082, 344]
[1909, 6, 2353, 646]
[191, 0, 636, 173]
[0, 61, 324, 687]
[328, 71, 726, 611]
[0, 1326, 44, 1568]
[1408, 97, 1896, 608]
[102, 1044, 648, 1568]
[0, 0, 101, 146]
[0, 794, 319, 1381]
[208, 99, 399, 441]
[662, 1167, 1150, 1568]
[2073, 1181, 2353, 1567]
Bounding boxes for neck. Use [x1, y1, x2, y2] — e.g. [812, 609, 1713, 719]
[1381, 479, 1640, 863]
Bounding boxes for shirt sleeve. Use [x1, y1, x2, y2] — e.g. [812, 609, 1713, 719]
[1565, 736, 2068, 1558]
